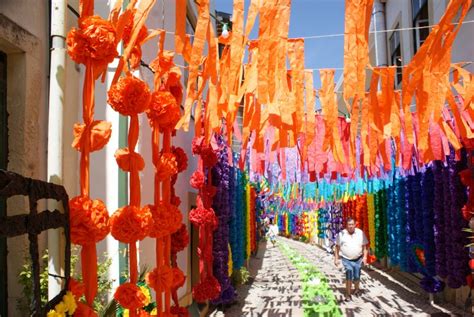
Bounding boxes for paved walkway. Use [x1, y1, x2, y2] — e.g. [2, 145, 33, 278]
[210, 237, 469, 316]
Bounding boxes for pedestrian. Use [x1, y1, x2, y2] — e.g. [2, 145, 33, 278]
[334, 217, 368, 301]
[266, 219, 279, 247]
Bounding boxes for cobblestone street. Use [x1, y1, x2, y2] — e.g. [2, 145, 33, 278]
[210, 237, 469, 317]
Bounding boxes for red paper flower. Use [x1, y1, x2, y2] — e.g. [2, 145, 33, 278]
[146, 265, 174, 291]
[148, 202, 183, 238]
[114, 283, 148, 310]
[201, 147, 218, 167]
[192, 137, 204, 155]
[156, 153, 178, 181]
[110, 205, 152, 243]
[146, 91, 180, 130]
[189, 205, 218, 229]
[115, 148, 145, 172]
[171, 224, 189, 254]
[172, 146, 188, 173]
[69, 196, 110, 246]
[67, 15, 117, 67]
[190, 171, 205, 189]
[171, 267, 186, 289]
[170, 306, 189, 317]
[192, 276, 221, 302]
[108, 75, 151, 116]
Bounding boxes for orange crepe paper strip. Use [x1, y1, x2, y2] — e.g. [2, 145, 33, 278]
[176, 0, 210, 131]
[320, 69, 345, 163]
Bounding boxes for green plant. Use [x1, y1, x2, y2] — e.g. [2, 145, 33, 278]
[17, 250, 50, 315]
[17, 246, 114, 315]
[231, 267, 250, 286]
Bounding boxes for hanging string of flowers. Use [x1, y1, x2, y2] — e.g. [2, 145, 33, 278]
[211, 138, 236, 305]
[66, 0, 128, 310]
[374, 189, 388, 259]
[387, 184, 397, 263]
[189, 136, 220, 302]
[433, 161, 447, 278]
[396, 177, 408, 271]
[406, 175, 418, 272]
[446, 149, 470, 288]
[421, 168, 436, 277]
[367, 193, 376, 254]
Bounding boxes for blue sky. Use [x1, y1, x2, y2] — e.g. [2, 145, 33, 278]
[215, 0, 346, 88]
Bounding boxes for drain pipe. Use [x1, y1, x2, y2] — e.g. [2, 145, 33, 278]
[372, 0, 388, 68]
[47, 0, 67, 300]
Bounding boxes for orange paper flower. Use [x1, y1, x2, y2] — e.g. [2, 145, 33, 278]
[69, 196, 110, 246]
[67, 15, 117, 67]
[148, 202, 183, 238]
[146, 91, 180, 130]
[114, 283, 148, 310]
[110, 205, 152, 243]
[156, 153, 178, 181]
[72, 120, 112, 153]
[115, 148, 145, 172]
[108, 75, 151, 116]
[146, 266, 174, 291]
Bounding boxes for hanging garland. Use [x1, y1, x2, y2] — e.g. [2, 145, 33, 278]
[406, 175, 417, 272]
[396, 177, 408, 271]
[211, 138, 236, 305]
[433, 161, 447, 278]
[374, 189, 388, 259]
[367, 193, 376, 254]
[421, 168, 436, 277]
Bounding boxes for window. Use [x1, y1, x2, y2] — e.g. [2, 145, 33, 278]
[412, 0, 429, 53]
[0, 50, 7, 316]
[389, 28, 402, 88]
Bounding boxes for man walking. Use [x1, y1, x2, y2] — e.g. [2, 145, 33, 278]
[334, 217, 368, 301]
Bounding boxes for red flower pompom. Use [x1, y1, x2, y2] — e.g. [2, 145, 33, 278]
[146, 265, 174, 291]
[148, 202, 183, 238]
[201, 147, 218, 167]
[189, 205, 218, 229]
[190, 171, 205, 189]
[172, 146, 188, 173]
[110, 205, 152, 243]
[171, 224, 189, 254]
[171, 267, 186, 289]
[69, 195, 110, 246]
[114, 283, 148, 310]
[67, 16, 117, 67]
[108, 75, 151, 116]
[156, 153, 178, 181]
[146, 91, 180, 130]
[192, 276, 221, 302]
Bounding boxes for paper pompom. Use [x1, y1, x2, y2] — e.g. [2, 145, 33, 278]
[69, 196, 110, 246]
[114, 283, 148, 310]
[108, 75, 151, 116]
[148, 202, 183, 238]
[146, 91, 180, 130]
[110, 205, 152, 243]
[146, 266, 174, 291]
[67, 16, 117, 67]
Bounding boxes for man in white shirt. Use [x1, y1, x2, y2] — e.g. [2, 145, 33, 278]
[334, 217, 368, 301]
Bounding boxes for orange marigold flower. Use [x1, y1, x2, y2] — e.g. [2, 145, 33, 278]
[114, 283, 148, 310]
[108, 75, 151, 116]
[156, 153, 178, 181]
[146, 91, 180, 130]
[110, 205, 152, 243]
[146, 266, 174, 291]
[148, 202, 183, 238]
[69, 196, 110, 246]
[67, 16, 117, 67]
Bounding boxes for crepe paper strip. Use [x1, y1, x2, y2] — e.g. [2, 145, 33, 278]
[176, 0, 210, 131]
[343, 0, 374, 103]
[452, 64, 474, 111]
[79, 0, 94, 17]
[288, 39, 306, 139]
[175, 0, 191, 61]
[320, 69, 345, 163]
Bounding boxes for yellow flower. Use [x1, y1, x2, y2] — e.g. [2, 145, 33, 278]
[123, 309, 129, 317]
[54, 301, 67, 314]
[47, 309, 65, 317]
[139, 285, 151, 306]
[63, 291, 77, 314]
[151, 308, 157, 316]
